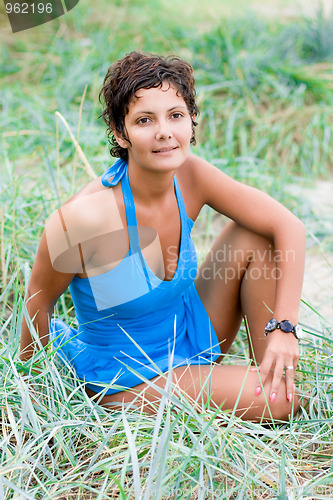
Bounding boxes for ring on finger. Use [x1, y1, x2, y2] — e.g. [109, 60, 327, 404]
[285, 365, 294, 370]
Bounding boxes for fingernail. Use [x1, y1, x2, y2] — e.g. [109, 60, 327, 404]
[270, 392, 276, 403]
[255, 386, 262, 396]
[249, 367, 257, 372]
[288, 393, 293, 403]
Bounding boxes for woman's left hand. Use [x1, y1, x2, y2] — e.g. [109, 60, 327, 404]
[252, 330, 299, 403]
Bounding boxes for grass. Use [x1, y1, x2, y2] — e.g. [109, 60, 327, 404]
[1, 276, 332, 498]
[1, 0, 333, 498]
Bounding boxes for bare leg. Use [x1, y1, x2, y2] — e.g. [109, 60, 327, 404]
[86, 221, 299, 420]
[195, 221, 277, 363]
[86, 364, 299, 421]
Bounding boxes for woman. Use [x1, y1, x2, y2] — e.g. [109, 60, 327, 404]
[20, 51, 306, 420]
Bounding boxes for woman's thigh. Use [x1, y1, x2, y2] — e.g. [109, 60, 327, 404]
[86, 364, 298, 421]
[194, 221, 276, 358]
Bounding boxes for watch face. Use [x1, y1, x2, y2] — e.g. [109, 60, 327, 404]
[294, 325, 303, 339]
[265, 318, 279, 332]
[280, 320, 294, 333]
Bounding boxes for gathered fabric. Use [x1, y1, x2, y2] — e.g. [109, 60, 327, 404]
[101, 157, 128, 187]
[50, 160, 221, 395]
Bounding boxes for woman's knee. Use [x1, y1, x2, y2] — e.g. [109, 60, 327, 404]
[225, 221, 273, 254]
[233, 371, 300, 422]
[262, 379, 300, 421]
[269, 395, 300, 421]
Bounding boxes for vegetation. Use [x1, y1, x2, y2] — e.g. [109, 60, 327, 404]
[1, 0, 332, 497]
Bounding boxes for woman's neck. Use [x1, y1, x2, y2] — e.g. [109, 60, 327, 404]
[128, 164, 176, 206]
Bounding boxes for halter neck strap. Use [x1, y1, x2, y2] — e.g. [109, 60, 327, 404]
[121, 167, 154, 290]
[101, 158, 128, 187]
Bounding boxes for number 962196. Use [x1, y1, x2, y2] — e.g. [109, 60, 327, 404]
[5, 2, 53, 14]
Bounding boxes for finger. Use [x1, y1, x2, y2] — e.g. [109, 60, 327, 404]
[269, 360, 285, 403]
[254, 352, 274, 396]
[284, 363, 296, 402]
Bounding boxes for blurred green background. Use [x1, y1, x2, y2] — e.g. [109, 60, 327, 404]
[2, 0, 333, 185]
[1, 0, 333, 260]
[1, 3, 333, 498]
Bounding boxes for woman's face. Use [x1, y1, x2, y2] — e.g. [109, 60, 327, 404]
[114, 82, 194, 174]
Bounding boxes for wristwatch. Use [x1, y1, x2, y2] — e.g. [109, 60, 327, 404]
[264, 318, 303, 340]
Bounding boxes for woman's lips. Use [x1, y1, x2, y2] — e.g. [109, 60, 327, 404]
[152, 146, 178, 154]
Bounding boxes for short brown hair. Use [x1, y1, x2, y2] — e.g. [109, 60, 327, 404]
[99, 51, 199, 161]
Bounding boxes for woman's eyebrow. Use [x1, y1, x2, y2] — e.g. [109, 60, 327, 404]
[132, 106, 187, 116]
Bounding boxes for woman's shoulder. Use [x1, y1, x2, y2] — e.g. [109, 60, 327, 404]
[47, 176, 124, 246]
[67, 176, 107, 203]
[178, 152, 210, 173]
[43, 176, 125, 276]
[179, 153, 249, 198]
[178, 153, 223, 186]
[177, 154, 224, 219]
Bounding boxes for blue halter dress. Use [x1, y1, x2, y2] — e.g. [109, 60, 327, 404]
[50, 159, 221, 395]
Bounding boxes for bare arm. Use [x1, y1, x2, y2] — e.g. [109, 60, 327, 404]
[21, 180, 124, 361]
[186, 155, 306, 399]
[20, 230, 76, 361]
[188, 155, 306, 322]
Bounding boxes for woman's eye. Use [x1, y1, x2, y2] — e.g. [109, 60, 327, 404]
[137, 117, 150, 124]
[171, 113, 183, 119]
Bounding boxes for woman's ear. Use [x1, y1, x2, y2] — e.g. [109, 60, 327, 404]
[112, 128, 129, 149]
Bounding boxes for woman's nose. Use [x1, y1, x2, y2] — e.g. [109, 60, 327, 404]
[155, 120, 172, 140]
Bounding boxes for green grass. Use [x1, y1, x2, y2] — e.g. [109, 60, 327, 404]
[1, 0, 333, 498]
[1, 271, 333, 498]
